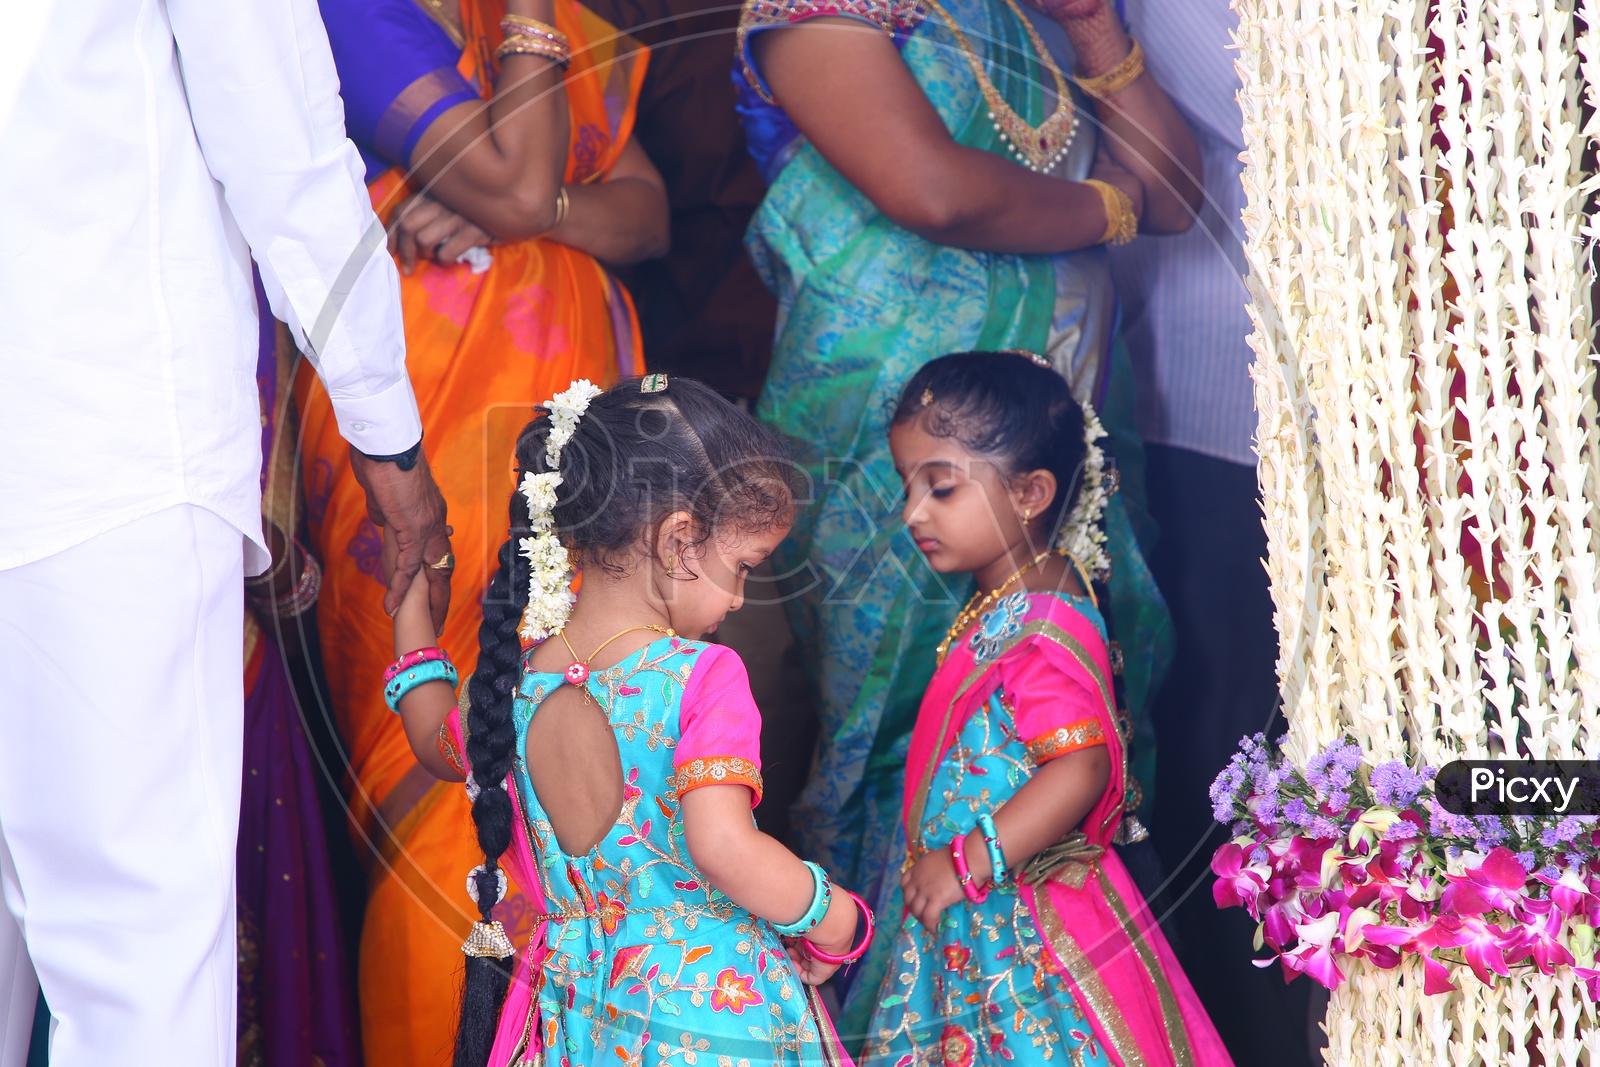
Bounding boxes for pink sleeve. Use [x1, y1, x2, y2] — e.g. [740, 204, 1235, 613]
[997, 641, 1108, 764]
[674, 644, 764, 807]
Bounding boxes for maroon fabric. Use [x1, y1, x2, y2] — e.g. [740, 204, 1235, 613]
[237, 629, 363, 1067]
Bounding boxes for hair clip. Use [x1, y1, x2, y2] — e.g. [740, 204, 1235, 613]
[641, 373, 669, 393]
[1003, 349, 1052, 369]
[920, 386, 934, 407]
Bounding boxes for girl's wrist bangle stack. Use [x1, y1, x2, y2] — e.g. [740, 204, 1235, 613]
[771, 860, 832, 936]
[977, 813, 1008, 885]
[384, 646, 459, 713]
[948, 832, 989, 904]
[800, 889, 875, 965]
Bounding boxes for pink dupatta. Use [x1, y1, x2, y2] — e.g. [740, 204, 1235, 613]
[902, 594, 1232, 1067]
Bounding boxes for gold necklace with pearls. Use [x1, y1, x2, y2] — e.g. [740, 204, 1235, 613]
[921, 0, 1079, 173]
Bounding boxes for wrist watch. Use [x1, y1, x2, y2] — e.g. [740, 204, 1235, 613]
[358, 437, 424, 471]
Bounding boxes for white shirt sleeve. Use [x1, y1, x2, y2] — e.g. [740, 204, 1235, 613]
[166, 0, 423, 456]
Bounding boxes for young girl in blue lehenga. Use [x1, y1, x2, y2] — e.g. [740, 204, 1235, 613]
[381, 375, 869, 1067]
[867, 352, 1229, 1066]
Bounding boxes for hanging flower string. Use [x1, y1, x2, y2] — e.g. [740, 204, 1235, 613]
[1211, 735, 1600, 997]
[1053, 398, 1110, 580]
[518, 379, 602, 643]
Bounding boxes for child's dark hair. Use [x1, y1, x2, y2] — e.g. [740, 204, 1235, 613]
[891, 350, 1089, 540]
[453, 375, 794, 1067]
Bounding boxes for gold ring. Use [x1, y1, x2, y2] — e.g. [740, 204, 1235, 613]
[429, 552, 455, 570]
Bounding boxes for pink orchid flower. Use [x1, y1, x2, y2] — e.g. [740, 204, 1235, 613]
[1212, 843, 1269, 911]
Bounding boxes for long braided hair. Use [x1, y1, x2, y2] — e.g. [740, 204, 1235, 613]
[453, 376, 794, 1066]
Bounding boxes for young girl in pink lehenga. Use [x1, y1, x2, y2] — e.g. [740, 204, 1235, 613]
[865, 352, 1231, 1067]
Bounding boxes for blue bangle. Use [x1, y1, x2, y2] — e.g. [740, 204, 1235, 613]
[771, 861, 832, 937]
[977, 813, 1008, 885]
[384, 658, 459, 713]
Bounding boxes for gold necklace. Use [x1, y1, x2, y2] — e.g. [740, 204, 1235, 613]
[921, 0, 1078, 173]
[558, 624, 676, 687]
[936, 549, 1055, 665]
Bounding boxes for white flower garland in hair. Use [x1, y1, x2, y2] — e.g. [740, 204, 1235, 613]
[1053, 399, 1110, 580]
[518, 379, 603, 643]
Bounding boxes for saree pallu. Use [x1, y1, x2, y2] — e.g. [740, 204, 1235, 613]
[865, 591, 1228, 1067]
[295, 5, 647, 1062]
[239, 288, 362, 1067]
[736, 0, 1172, 1037]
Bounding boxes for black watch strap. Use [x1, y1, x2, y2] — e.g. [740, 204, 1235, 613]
[358, 437, 423, 471]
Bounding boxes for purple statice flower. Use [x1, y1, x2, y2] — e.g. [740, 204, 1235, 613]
[1552, 817, 1585, 843]
[1305, 739, 1363, 797]
[1427, 799, 1478, 838]
[1282, 798, 1315, 830]
[1382, 820, 1420, 842]
[1250, 846, 1269, 865]
[1328, 790, 1351, 812]
[1516, 851, 1537, 872]
[1537, 865, 1562, 882]
[1370, 762, 1427, 807]
[1210, 763, 1245, 822]
[1472, 817, 1509, 848]
[1310, 816, 1341, 840]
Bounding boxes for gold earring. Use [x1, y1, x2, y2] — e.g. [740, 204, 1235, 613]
[1022, 506, 1033, 523]
[666, 554, 679, 577]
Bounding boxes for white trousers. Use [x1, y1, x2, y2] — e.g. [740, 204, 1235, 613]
[0, 505, 244, 1067]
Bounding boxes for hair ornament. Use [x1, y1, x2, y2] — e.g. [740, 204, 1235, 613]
[465, 863, 509, 906]
[519, 379, 603, 642]
[1053, 396, 1113, 580]
[1001, 348, 1053, 369]
[640, 372, 669, 393]
[921, 386, 935, 407]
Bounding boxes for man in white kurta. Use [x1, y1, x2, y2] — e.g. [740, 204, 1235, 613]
[0, 2, 453, 1064]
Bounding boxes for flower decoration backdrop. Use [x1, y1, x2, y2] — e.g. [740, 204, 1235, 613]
[1230, 0, 1600, 1061]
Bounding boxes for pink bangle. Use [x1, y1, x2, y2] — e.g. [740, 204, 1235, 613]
[385, 646, 448, 683]
[800, 889, 874, 965]
[949, 833, 989, 904]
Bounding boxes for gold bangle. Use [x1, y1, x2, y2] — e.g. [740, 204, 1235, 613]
[500, 14, 567, 45]
[1074, 38, 1145, 100]
[1083, 178, 1137, 246]
[496, 34, 570, 67]
[551, 186, 569, 230]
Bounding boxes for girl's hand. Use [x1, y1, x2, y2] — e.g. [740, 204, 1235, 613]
[386, 527, 440, 654]
[900, 847, 966, 933]
[783, 890, 858, 985]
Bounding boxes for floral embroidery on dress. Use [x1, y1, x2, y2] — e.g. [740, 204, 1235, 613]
[673, 755, 765, 802]
[1025, 718, 1106, 762]
[968, 591, 1030, 664]
[507, 637, 830, 1066]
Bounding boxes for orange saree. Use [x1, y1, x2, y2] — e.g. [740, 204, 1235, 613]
[294, 4, 647, 1062]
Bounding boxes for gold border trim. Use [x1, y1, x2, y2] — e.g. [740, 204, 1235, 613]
[1031, 886, 1147, 1067]
[1094, 867, 1195, 1067]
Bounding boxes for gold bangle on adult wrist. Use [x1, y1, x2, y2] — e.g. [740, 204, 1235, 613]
[1082, 178, 1137, 246]
[1074, 38, 1145, 100]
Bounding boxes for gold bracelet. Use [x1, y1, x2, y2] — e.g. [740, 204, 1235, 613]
[500, 14, 567, 45]
[496, 34, 571, 67]
[1074, 38, 1145, 100]
[551, 186, 569, 230]
[1083, 179, 1137, 246]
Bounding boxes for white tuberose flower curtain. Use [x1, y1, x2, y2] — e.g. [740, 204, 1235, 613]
[1233, 0, 1600, 1059]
